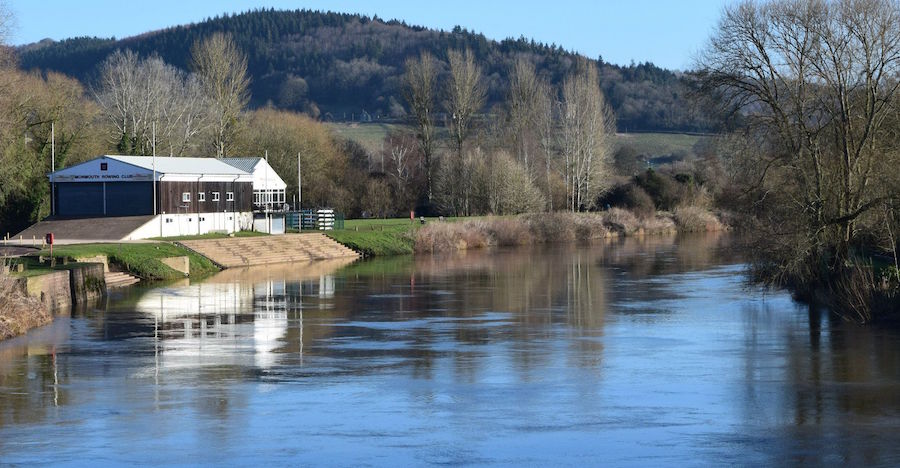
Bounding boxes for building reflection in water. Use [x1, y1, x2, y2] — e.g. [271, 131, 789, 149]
[133, 258, 355, 373]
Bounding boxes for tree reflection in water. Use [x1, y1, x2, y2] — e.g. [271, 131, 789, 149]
[2, 233, 900, 465]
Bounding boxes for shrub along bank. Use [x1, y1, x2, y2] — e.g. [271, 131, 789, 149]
[326, 208, 728, 256]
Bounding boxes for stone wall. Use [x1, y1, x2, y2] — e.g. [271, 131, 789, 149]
[25, 271, 71, 310]
[69, 263, 106, 304]
[160, 256, 190, 275]
[20, 263, 108, 311]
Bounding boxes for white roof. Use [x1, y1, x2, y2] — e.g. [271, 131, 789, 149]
[49, 155, 255, 183]
[223, 157, 287, 191]
[107, 155, 249, 175]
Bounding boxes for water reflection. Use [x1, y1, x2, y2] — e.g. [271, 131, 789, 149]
[2, 234, 900, 465]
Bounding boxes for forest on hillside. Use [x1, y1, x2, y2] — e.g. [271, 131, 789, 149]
[16, 9, 714, 133]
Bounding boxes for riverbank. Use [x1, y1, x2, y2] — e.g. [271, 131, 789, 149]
[326, 208, 728, 256]
[0, 266, 51, 341]
[33, 243, 219, 281]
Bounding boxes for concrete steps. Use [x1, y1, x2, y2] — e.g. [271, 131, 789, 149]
[179, 233, 358, 268]
[105, 271, 141, 288]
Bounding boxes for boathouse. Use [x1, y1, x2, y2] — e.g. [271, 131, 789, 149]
[48, 155, 257, 238]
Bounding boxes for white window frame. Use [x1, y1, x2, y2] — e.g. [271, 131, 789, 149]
[226, 192, 234, 201]
[198, 192, 206, 202]
[212, 192, 220, 201]
[182, 192, 191, 203]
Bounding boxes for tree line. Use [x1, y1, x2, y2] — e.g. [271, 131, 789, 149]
[17, 8, 714, 133]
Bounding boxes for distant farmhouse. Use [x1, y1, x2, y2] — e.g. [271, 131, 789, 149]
[46, 155, 287, 239]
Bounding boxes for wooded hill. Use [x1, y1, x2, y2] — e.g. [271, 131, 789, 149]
[16, 8, 712, 133]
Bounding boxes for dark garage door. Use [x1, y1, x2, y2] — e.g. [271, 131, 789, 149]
[56, 182, 153, 217]
[57, 183, 103, 217]
[105, 182, 152, 216]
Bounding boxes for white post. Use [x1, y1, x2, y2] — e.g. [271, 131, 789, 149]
[152, 122, 157, 216]
[297, 152, 302, 211]
[265, 150, 268, 213]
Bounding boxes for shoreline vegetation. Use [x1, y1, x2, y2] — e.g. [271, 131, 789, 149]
[0, 265, 50, 341]
[326, 207, 728, 257]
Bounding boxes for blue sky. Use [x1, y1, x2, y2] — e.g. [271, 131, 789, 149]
[4, 0, 727, 70]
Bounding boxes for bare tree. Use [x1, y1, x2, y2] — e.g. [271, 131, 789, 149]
[383, 130, 421, 210]
[560, 58, 615, 211]
[191, 33, 250, 158]
[698, 0, 900, 293]
[506, 57, 543, 173]
[0, 0, 13, 67]
[445, 49, 485, 159]
[443, 49, 486, 215]
[95, 51, 209, 156]
[402, 51, 438, 201]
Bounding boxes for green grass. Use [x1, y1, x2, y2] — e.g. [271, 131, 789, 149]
[326, 123, 405, 154]
[326, 222, 417, 256]
[614, 132, 708, 157]
[33, 243, 219, 280]
[325, 216, 473, 256]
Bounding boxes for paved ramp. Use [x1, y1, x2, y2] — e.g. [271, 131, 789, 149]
[178, 233, 359, 268]
[11, 216, 156, 244]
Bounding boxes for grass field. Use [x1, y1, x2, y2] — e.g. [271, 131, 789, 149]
[326, 123, 405, 154]
[326, 217, 429, 256]
[614, 132, 707, 157]
[327, 122, 709, 159]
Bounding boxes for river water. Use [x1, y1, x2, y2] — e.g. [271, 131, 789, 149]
[2, 234, 900, 466]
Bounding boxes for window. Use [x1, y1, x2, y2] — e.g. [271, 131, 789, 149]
[198, 192, 206, 202]
[165, 218, 173, 224]
[100, 162, 108, 171]
[182, 192, 191, 203]
[199, 217, 206, 222]
[212, 192, 220, 201]
[226, 192, 234, 201]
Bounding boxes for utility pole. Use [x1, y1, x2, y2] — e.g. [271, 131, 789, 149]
[297, 153, 303, 210]
[50, 122, 55, 216]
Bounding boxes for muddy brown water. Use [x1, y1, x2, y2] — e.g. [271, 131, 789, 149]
[2, 233, 899, 466]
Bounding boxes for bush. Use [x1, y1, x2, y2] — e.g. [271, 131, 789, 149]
[484, 218, 534, 246]
[598, 184, 656, 218]
[414, 221, 489, 253]
[522, 212, 577, 243]
[573, 214, 609, 241]
[633, 168, 682, 210]
[603, 208, 641, 235]
[672, 206, 724, 232]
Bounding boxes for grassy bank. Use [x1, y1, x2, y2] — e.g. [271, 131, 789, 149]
[327, 208, 727, 256]
[34, 243, 219, 280]
[324, 218, 424, 256]
[0, 266, 49, 341]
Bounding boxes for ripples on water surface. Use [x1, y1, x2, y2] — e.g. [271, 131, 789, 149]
[2, 233, 900, 466]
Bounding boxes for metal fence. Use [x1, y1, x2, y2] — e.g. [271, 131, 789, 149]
[286, 209, 344, 231]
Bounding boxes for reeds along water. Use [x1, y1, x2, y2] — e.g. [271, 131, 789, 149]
[413, 209, 727, 253]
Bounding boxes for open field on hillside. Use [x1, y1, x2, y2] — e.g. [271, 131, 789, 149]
[327, 122, 710, 159]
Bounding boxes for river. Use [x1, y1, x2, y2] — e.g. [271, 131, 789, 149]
[2, 233, 900, 466]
